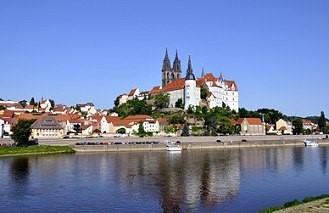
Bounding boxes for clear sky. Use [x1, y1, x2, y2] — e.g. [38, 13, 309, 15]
[1, 0, 328, 117]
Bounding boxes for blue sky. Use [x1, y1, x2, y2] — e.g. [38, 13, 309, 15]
[1, 0, 328, 117]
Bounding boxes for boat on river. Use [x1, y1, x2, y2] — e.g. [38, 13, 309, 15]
[303, 139, 319, 147]
[166, 141, 182, 152]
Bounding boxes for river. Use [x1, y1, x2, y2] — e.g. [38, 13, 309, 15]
[1, 146, 329, 212]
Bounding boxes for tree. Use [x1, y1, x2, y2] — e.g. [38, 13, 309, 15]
[175, 98, 184, 109]
[11, 119, 36, 146]
[116, 128, 126, 134]
[49, 99, 55, 110]
[73, 124, 81, 134]
[114, 96, 120, 107]
[200, 85, 208, 100]
[318, 111, 326, 133]
[181, 123, 190, 136]
[292, 118, 303, 135]
[29, 97, 36, 106]
[19, 100, 27, 108]
[138, 122, 146, 135]
[154, 93, 169, 109]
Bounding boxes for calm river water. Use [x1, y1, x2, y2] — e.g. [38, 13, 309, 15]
[1, 146, 329, 212]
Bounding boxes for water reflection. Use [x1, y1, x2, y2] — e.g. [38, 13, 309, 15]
[9, 157, 30, 195]
[2, 146, 329, 212]
[292, 147, 304, 172]
[320, 146, 328, 174]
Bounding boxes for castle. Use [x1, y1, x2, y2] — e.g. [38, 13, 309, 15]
[119, 49, 239, 112]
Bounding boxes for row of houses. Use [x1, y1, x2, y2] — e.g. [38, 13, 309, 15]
[0, 109, 168, 139]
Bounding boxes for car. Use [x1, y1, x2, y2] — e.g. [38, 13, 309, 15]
[216, 140, 222, 143]
[241, 139, 247, 142]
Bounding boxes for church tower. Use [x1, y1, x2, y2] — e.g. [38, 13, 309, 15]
[184, 55, 197, 110]
[162, 49, 181, 87]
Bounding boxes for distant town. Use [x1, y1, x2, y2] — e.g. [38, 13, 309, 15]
[0, 50, 328, 139]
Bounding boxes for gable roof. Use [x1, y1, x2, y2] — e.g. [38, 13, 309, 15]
[245, 118, 262, 125]
[224, 80, 238, 91]
[128, 88, 138, 96]
[162, 78, 185, 92]
[31, 116, 63, 130]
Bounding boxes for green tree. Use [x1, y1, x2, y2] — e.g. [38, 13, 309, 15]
[49, 99, 55, 110]
[19, 100, 27, 108]
[154, 93, 169, 109]
[200, 85, 208, 100]
[292, 118, 303, 135]
[116, 127, 126, 134]
[318, 111, 326, 133]
[29, 97, 36, 106]
[181, 123, 190, 136]
[114, 96, 120, 107]
[11, 119, 36, 146]
[138, 122, 146, 135]
[169, 114, 185, 124]
[73, 124, 81, 134]
[0, 105, 5, 110]
[175, 98, 184, 109]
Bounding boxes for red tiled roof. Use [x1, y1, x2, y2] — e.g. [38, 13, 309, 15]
[245, 118, 262, 125]
[162, 78, 185, 92]
[128, 88, 137, 96]
[124, 115, 152, 121]
[278, 126, 287, 131]
[149, 86, 162, 95]
[225, 80, 238, 91]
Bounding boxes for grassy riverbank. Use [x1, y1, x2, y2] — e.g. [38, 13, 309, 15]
[259, 194, 329, 213]
[0, 145, 75, 157]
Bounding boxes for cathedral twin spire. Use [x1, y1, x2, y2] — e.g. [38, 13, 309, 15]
[162, 49, 196, 86]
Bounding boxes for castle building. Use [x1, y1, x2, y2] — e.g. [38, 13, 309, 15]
[120, 49, 239, 112]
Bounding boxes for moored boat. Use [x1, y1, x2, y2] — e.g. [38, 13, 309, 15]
[166, 141, 182, 151]
[303, 139, 319, 147]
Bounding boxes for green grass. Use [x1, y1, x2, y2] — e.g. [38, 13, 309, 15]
[0, 145, 75, 156]
[259, 194, 329, 213]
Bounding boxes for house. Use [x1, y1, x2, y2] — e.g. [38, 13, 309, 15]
[302, 119, 317, 132]
[76, 103, 97, 115]
[39, 99, 52, 112]
[276, 119, 293, 135]
[232, 118, 265, 136]
[81, 124, 93, 136]
[31, 115, 64, 138]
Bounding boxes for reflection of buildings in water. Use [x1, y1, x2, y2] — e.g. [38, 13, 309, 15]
[9, 157, 30, 196]
[183, 151, 241, 209]
[240, 148, 293, 174]
[112, 151, 241, 212]
[320, 147, 328, 174]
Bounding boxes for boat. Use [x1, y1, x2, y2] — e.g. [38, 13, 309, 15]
[166, 141, 182, 151]
[303, 139, 319, 147]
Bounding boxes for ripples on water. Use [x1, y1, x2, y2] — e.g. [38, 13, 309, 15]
[0, 146, 329, 212]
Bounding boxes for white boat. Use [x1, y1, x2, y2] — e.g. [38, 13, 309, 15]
[166, 141, 182, 151]
[303, 139, 319, 147]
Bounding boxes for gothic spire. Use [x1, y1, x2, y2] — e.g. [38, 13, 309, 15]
[185, 55, 195, 80]
[172, 50, 181, 73]
[201, 65, 205, 77]
[162, 48, 171, 71]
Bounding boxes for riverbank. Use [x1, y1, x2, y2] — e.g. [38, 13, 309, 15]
[73, 136, 329, 152]
[259, 194, 329, 213]
[275, 197, 329, 212]
[1, 135, 328, 153]
[0, 145, 75, 157]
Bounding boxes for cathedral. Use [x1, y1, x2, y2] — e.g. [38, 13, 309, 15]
[119, 49, 239, 112]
